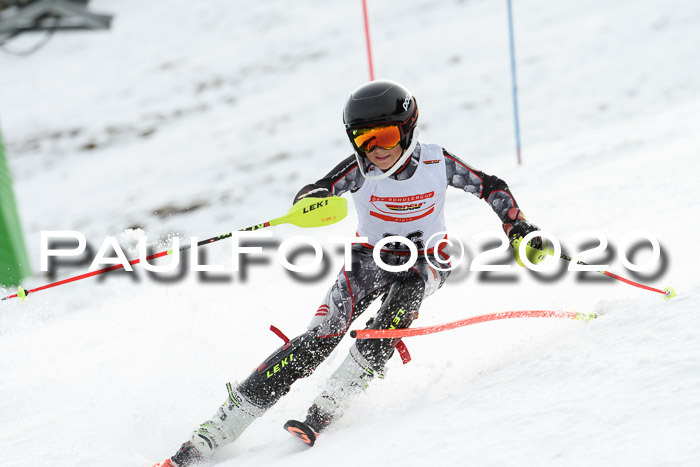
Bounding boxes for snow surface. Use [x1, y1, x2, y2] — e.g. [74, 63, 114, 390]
[1, 0, 700, 466]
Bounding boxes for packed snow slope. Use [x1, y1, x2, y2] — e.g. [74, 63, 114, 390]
[1, 0, 699, 466]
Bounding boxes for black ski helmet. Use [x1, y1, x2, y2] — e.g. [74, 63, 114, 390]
[343, 79, 419, 153]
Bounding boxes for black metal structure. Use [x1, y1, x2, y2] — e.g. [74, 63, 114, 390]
[0, 0, 111, 35]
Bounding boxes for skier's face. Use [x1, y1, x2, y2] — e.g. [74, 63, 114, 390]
[365, 144, 403, 171]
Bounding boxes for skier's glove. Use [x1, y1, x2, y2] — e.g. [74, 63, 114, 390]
[508, 220, 543, 249]
[508, 220, 554, 267]
[293, 187, 334, 205]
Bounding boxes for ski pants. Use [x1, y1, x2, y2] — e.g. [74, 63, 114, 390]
[237, 244, 450, 408]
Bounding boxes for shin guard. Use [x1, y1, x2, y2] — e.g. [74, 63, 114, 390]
[238, 331, 343, 408]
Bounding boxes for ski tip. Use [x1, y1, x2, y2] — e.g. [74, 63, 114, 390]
[150, 459, 176, 467]
[284, 420, 317, 447]
[663, 287, 676, 301]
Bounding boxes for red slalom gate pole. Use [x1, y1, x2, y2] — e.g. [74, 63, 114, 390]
[361, 0, 375, 81]
[351, 310, 597, 340]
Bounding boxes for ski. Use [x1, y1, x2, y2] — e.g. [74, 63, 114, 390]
[284, 419, 318, 447]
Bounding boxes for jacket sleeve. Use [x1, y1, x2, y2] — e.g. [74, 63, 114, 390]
[443, 149, 528, 236]
[292, 154, 365, 204]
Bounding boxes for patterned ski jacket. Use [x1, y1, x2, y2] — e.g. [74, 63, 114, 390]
[294, 142, 526, 248]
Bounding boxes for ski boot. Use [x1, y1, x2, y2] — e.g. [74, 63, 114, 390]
[285, 343, 377, 447]
[151, 441, 203, 467]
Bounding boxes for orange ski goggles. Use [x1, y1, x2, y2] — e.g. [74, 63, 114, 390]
[350, 124, 402, 152]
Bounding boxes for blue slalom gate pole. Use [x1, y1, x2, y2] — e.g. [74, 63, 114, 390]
[506, 0, 522, 165]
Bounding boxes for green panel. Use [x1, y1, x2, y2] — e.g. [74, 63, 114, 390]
[0, 127, 31, 286]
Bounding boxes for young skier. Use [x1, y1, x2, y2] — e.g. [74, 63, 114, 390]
[154, 79, 543, 466]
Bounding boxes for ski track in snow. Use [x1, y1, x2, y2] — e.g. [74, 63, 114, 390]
[1, 0, 699, 466]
